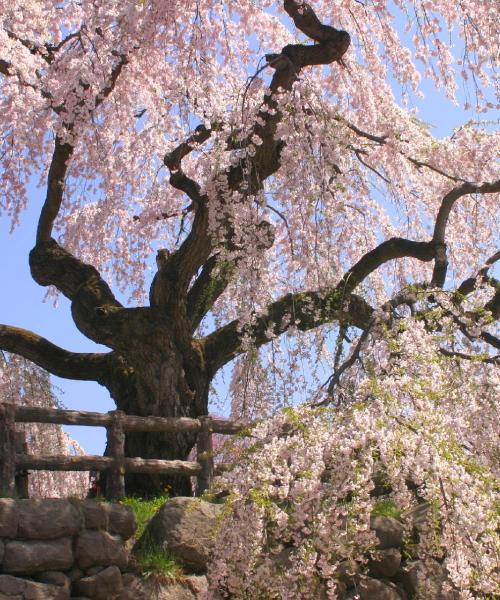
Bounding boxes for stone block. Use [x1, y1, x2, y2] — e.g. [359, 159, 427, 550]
[0, 499, 18, 538]
[0, 574, 68, 599]
[185, 575, 208, 596]
[75, 531, 127, 571]
[117, 576, 196, 600]
[17, 500, 82, 540]
[3, 538, 73, 574]
[80, 501, 107, 531]
[36, 571, 71, 595]
[399, 559, 458, 600]
[65, 567, 83, 583]
[370, 516, 404, 549]
[76, 566, 123, 600]
[404, 502, 431, 532]
[138, 497, 221, 573]
[334, 560, 360, 588]
[103, 504, 136, 540]
[357, 577, 403, 600]
[368, 548, 402, 578]
[84, 567, 104, 577]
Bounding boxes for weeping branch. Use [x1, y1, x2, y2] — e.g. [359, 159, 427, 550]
[203, 291, 373, 375]
[332, 114, 491, 187]
[431, 179, 500, 287]
[203, 235, 438, 374]
[155, 0, 350, 318]
[0, 325, 110, 382]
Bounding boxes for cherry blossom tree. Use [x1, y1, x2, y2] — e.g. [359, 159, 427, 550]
[0, 0, 498, 497]
[0, 353, 89, 497]
[208, 315, 500, 598]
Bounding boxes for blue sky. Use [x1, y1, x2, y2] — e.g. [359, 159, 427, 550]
[0, 11, 484, 455]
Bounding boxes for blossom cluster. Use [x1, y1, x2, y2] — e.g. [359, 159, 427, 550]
[207, 317, 499, 599]
[0, 353, 89, 498]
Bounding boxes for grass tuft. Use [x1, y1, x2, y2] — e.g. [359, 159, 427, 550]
[371, 497, 402, 520]
[132, 540, 185, 583]
[121, 493, 185, 581]
[120, 493, 170, 538]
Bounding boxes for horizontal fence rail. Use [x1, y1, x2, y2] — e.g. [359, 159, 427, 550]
[0, 403, 250, 500]
[13, 406, 248, 434]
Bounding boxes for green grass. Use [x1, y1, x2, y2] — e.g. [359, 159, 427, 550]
[120, 493, 170, 539]
[120, 494, 184, 581]
[371, 498, 402, 520]
[133, 540, 185, 582]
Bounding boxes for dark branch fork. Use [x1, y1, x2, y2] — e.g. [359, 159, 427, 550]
[431, 179, 500, 287]
[203, 177, 499, 374]
[155, 0, 350, 325]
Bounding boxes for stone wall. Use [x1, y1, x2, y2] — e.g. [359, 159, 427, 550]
[0, 496, 458, 599]
[336, 511, 458, 600]
[0, 498, 136, 600]
[140, 497, 458, 600]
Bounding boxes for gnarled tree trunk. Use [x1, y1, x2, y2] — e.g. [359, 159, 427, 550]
[103, 343, 210, 497]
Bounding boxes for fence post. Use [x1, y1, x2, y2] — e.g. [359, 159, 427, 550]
[106, 410, 126, 501]
[0, 403, 17, 496]
[196, 416, 214, 497]
[14, 431, 29, 498]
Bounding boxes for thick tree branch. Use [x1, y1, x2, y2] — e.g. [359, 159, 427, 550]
[29, 239, 123, 345]
[186, 256, 236, 332]
[229, 5, 349, 192]
[28, 53, 129, 346]
[36, 137, 74, 242]
[203, 292, 373, 375]
[164, 124, 213, 172]
[155, 0, 350, 315]
[148, 206, 212, 312]
[431, 179, 500, 287]
[37, 51, 127, 243]
[0, 325, 110, 382]
[202, 230, 452, 374]
[0, 59, 11, 76]
[283, 0, 343, 43]
[4, 28, 82, 66]
[484, 286, 500, 321]
[152, 127, 215, 309]
[439, 348, 499, 364]
[185, 222, 275, 330]
[339, 237, 436, 297]
[480, 330, 500, 350]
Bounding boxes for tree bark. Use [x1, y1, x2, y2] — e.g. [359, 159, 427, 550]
[99, 340, 210, 497]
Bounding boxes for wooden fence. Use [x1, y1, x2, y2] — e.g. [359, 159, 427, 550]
[0, 403, 248, 500]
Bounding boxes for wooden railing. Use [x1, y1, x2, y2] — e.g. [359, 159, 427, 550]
[0, 403, 249, 500]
